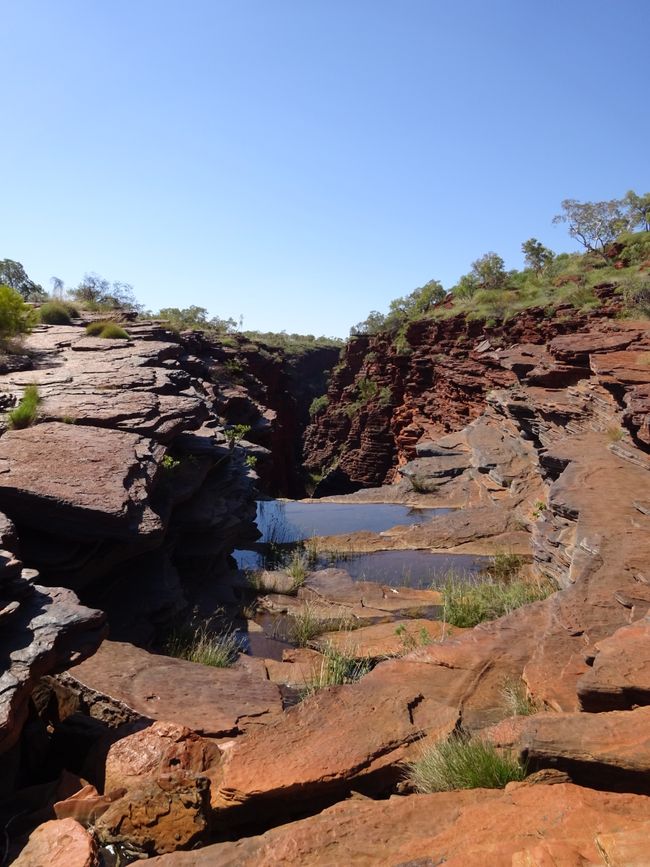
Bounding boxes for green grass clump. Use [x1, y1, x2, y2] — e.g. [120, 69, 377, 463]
[501, 678, 538, 717]
[405, 733, 527, 793]
[85, 320, 129, 339]
[38, 300, 79, 324]
[441, 575, 553, 628]
[288, 602, 327, 646]
[487, 551, 525, 583]
[286, 550, 309, 590]
[7, 384, 40, 429]
[301, 642, 370, 698]
[165, 621, 242, 668]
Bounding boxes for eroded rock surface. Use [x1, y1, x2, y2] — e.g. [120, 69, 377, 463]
[149, 783, 650, 866]
[56, 640, 283, 739]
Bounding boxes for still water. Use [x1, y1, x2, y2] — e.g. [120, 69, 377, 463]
[234, 500, 487, 585]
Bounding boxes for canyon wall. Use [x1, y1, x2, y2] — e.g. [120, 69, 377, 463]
[303, 287, 624, 491]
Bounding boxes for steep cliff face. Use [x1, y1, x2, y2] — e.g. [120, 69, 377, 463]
[200, 337, 339, 497]
[303, 293, 623, 492]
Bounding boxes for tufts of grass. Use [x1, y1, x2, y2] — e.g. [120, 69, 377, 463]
[405, 733, 527, 793]
[288, 602, 327, 647]
[286, 550, 309, 590]
[38, 300, 78, 324]
[487, 551, 525, 583]
[501, 677, 538, 717]
[441, 574, 553, 628]
[395, 623, 433, 652]
[7, 384, 40, 429]
[165, 620, 242, 668]
[606, 425, 625, 442]
[85, 320, 129, 339]
[301, 642, 370, 698]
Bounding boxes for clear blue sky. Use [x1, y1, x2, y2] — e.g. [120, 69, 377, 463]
[3, 0, 648, 337]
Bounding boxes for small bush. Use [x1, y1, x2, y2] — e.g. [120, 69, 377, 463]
[38, 300, 78, 324]
[309, 394, 329, 416]
[621, 274, 650, 318]
[356, 376, 378, 402]
[99, 322, 129, 339]
[165, 621, 242, 667]
[441, 575, 553, 628]
[7, 384, 40, 429]
[395, 623, 433, 652]
[405, 733, 527, 793]
[301, 642, 370, 697]
[0, 284, 35, 343]
[85, 321, 129, 339]
[225, 423, 251, 448]
[85, 320, 107, 336]
[606, 425, 625, 442]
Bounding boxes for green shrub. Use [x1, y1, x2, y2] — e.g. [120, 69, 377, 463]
[85, 320, 107, 336]
[301, 642, 370, 698]
[395, 623, 433, 652]
[38, 301, 77, 325]
[309, 394, 329, 416]
[99, 322, 129, 339]
[356, 376, 378, 402]
[7, 384, 40, 429]
[165, 621, 242, 667]
[85, 321, 129, 339]
[441, 575, 553, 628]
[405, 733, 527, 792]
[225, 423, 251, 448]
[621, 274, 650, 317]
[0, 284, 35, 343]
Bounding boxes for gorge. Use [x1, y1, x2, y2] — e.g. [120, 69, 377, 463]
[2, 272, 650, 864]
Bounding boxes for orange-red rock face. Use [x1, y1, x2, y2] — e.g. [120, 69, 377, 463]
[303, 303, 634, 490]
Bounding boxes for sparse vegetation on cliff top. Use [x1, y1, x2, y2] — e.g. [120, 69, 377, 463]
[351, 190, 650, 337]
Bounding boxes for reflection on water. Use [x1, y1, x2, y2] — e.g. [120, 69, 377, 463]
[234, 499, 487, 586]
[254, 499, 451, 543]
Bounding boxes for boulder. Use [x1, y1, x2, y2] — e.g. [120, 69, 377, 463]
[58, 641, 282, 739]
[101, 720, 222, 801]
[518, 705, 650, 792]
[214, 658, 460, 822]
[0, 422, 164, 540]
[13, 818, 97, 867]
[578, 616, 650, 711]
[94, 773, 211, 855]
[0, 566, 107, 756]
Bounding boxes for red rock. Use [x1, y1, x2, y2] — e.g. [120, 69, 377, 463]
[315, 619, 462, 659]
[94, 773, 210, 855]
[578, 616, 650, 711]
[0, 422, 164, 540]
[60, 641, 283, 739]
[13, 818, 97, 867]
[53, 784, 122, 825]
[147, 783, 650, 866]
[101, 720, 222, 804]
[214, 659, 460, 822]
[512, 705, 650, 790]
